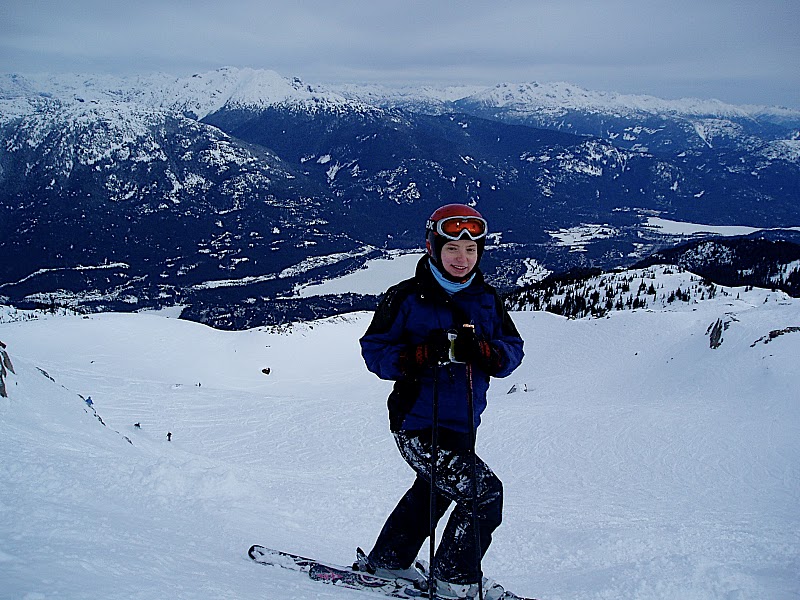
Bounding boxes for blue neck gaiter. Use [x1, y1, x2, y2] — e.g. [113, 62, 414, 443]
[429, 260, 475, 295]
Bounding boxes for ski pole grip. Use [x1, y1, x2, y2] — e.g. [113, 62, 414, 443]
[447, 331, 460, 363]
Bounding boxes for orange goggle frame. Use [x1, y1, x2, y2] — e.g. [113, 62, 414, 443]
[428, 215, 487, 241]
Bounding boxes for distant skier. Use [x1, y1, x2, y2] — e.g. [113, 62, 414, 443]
[167, 432, 172, 441]
[359, 204, 524, 599]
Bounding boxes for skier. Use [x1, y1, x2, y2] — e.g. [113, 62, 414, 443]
[359, 204, 525, 599]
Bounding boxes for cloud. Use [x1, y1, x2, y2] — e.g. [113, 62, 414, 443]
[2, 0, 798, 107]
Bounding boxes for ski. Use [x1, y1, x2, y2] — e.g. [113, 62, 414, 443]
[249, 545, 426, 597]
[248, 544, 537, 600]
[248, 544, 345, 573]
[310, 562, 538, 600]
[309, 562, 428, 598]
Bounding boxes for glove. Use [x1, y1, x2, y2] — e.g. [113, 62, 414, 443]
[401, 329, 451, 373]
[452, 326, 502, 373]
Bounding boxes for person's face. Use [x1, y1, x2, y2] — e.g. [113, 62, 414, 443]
[440, 239, 478, 279]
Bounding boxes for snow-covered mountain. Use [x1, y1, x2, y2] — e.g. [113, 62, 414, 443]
[1, 68, 799, 326]
[1, 263, 798, 599]
[507, 238, 800, 318]
[506, 263, 797, 319]
[454, 81, 798, 120]
[7, 69, 797, 140]
[7, 68, 799, 119]
[448, 81, 800, 155]
[1, 68, 384, 122]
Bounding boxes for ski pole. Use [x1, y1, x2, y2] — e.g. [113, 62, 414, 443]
[465, 358, 484, 600]
[428, 362, 440, 600]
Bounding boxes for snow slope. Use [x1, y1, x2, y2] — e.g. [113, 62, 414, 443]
[1, 278, 799, 599]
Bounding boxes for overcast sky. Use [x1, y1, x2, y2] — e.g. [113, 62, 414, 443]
[2, 0, 798, 108]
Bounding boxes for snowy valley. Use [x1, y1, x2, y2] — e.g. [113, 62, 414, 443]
[1, 261, 798, 599]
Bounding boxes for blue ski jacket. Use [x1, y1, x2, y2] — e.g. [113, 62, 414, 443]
[360, 256, 524, 434]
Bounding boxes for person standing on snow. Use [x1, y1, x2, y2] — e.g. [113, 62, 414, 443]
[359, 204, 524, 599]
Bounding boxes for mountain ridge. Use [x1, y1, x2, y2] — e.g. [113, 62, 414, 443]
[2, 67, 798, 327]
[4, 68, 799, 121]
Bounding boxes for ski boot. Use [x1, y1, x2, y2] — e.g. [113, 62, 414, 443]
[353, 547, 428, 588]
[435, 576, 508, 599]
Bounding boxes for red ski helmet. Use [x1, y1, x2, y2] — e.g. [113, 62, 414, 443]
[425, 203, 487, 276]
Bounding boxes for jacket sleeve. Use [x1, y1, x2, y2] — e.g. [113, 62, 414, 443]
[360, 283, 413, 381]
[488, 293, 524, 379]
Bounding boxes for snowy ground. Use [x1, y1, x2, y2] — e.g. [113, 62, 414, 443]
[1, 275, 799, 599]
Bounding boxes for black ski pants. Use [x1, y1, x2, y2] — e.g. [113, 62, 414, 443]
[368, 429, 503, 585]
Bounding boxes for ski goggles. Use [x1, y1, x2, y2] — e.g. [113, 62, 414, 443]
[428, 215, 488, 241]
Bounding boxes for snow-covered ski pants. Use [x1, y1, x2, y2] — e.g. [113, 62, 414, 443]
[368, 429, 503, 585]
